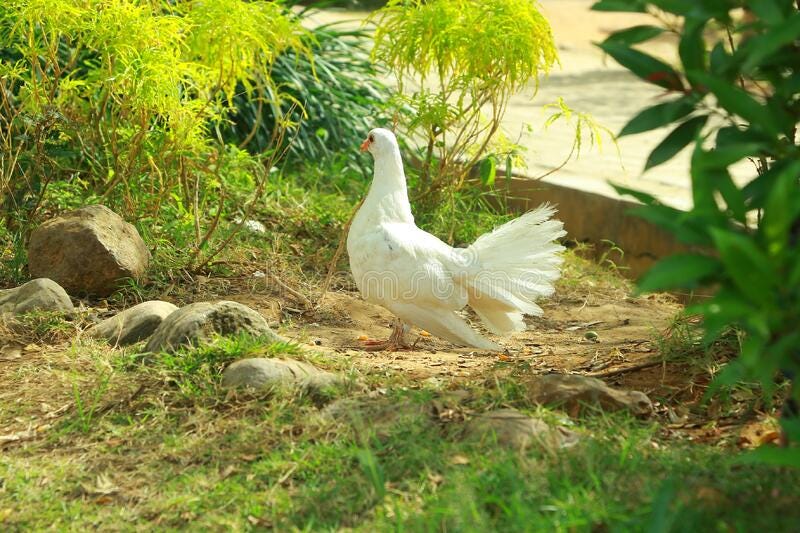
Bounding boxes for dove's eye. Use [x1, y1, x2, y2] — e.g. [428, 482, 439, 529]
[369, 134, 375, 142]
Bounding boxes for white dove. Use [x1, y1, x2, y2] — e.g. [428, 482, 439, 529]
[346, 128, 566, 351]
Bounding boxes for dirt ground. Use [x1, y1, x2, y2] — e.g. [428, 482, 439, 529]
[229, 281, 683, 395]
[216, 280, 773, 449]
[0, 252, 779, 459]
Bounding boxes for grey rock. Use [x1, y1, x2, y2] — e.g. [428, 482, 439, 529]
[222, 358, 341, 391]
[86, 300, 178, 346]
[0, 278, 74, 316]
[242, 219, 266, 234]
[144, 300, 281, 353]
[28, 205, 150, 297]
[524, 374, 653, 416]
[465, 408, 579, 450]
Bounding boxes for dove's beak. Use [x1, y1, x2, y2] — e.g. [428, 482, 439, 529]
[360, 138, 370, 152]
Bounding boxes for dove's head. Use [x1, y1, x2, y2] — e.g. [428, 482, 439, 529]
[360, 128, 397, 158]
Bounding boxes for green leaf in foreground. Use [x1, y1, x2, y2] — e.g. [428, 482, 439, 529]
[738, 447, 800, 468]
[679, 18, 706, 73]
[479, 156, 497, 186]
[603, 25, 665, 46]
[591, 0, 647, 12]
[709, 227, 775, 307]
[619, 97, 695, 137]
[691, 72, 782, 136]
[599, 42, 684, 91]
[637, 253, 721, 293]
[740, 13, 800, 73]
[645, 115, 708, 170]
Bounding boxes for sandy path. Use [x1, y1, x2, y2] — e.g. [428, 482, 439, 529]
[231, 285, 682, 396]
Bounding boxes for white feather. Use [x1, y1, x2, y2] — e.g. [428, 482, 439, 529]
[347, 128, 565, 349]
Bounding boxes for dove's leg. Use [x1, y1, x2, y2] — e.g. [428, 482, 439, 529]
[361, 318, 413, 352]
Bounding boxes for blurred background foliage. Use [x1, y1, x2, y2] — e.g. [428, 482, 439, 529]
[0, 0, 393, 284]
[0, 0, 568, 290]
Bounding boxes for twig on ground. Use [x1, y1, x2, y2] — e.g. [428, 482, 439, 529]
[95, 383, 147, 417]
[587, 359, 666, 379]
[208, 259, 313, 309]
[266, 270, 312, 310]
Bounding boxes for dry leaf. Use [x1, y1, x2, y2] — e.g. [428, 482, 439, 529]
[357, 335, 368, 341]
[757, 430, 780, 447]
[419, 330, 431, 337]
[44, 404, 71, 420]
[449, 454, 470, 465]
[247, 515, 268, 526]
[667, 408, 689, 427]
[82, 473, 119, 496]
[498, 354, 510, 362]
[0, 427, 37, 445]
[427, 472, 444, 485]
[738, 420, 780, 448]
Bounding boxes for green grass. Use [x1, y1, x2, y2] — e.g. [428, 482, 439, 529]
[2, 206, 796, 530]
[8, 310, 81, 344]
[1, 335, 799, 531]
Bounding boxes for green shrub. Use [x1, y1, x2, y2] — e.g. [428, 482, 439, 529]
[226, 15, 392, 172]
[370, 0, 558, 197]
[0, 0, 307, 276]
[592, 0, 800, 456]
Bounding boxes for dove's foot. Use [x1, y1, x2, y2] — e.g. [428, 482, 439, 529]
[360, 319, 417, 352]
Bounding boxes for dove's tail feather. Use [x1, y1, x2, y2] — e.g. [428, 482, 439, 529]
[464, 204, 565, 335]
[392, 303, 501, 351]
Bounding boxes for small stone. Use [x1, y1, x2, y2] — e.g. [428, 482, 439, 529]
[524, 374, 653, 416]
[465, 408, 579, 450]
[27, 205, 150, 297]
[221, 358, 341, 391]
[0, 278, 74, 316]
[145, 301, 282, 353]
[242, 220, 266, 234]
[86, 300, 178, 346]
[0, 344, 23, 361]
[584, 331, 599, 342]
